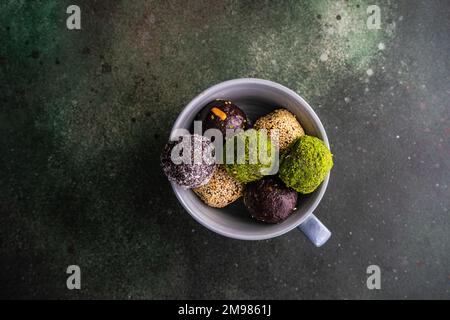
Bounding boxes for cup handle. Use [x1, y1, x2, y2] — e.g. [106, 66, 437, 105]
[298, 214, 331, 247]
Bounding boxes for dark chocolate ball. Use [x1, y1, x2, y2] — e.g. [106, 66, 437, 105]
[243, 177, 298, 223]
[196, 100, 249, 137]
[160, 134, 216, 188]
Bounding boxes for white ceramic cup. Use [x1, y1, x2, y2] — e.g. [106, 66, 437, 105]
[170, 78, 331, 246]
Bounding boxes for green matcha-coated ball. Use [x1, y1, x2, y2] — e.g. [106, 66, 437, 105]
[224, 129, 276, 183]
[279, 135, 333, 194]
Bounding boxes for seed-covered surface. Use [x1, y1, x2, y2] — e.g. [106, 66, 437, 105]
[254, 108, 305, 152]
[193, 166, 244, 208]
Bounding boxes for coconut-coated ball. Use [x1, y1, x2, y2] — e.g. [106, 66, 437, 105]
[160, 134, 216, 188]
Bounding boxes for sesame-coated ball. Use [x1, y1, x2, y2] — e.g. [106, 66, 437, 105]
[253, 108, 305, 152]
[193, 166, 244, 208]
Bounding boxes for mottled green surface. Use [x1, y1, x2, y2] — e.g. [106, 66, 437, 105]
[1, 0, 449, 299]
[280, 135, 333, 194]
[224, 129, 275, 183]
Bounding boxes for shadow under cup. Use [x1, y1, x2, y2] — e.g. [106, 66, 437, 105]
[170, 78, 330, 240]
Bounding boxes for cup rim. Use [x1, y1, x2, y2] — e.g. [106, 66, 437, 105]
[170, 78, 330, 240]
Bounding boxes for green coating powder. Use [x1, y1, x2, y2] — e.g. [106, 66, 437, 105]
[224, 129, 276, 184]
[279, 135, 333, 194]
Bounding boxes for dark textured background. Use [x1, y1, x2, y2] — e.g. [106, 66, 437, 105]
[0, 0, 449, 299]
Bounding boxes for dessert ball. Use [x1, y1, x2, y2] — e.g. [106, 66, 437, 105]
[224, 129, 276, 184]
[161, 134, 216, 188]
[253, 108, 305, 152]
[279, 135, 333, 194]
[244, 177, 298, 224]
[193, 166, 244, 208]
[196, 100, 249, 137]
